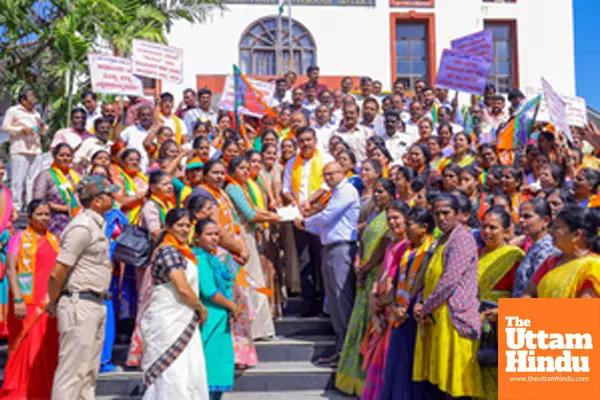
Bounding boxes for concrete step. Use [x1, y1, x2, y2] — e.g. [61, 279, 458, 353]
[95, 361, 336, 395]
[97, 390, 356, 399]
[255, 336, 335, 362]
[275, 316, 334, 337]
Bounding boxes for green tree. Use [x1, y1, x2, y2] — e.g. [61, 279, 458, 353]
[0, 0, 221, 137]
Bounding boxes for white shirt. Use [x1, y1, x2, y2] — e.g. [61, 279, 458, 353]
[378, 130, 416, 166]
[121, 124, 150, 172]
[184, 108, 218, 136]
[312, 122, 335, 156]
[303, 99, 320, 113]
[331, 124, 375, 162]
[282, 152, 334, 203]
[73, 137, 112, 172]
[271, 91, 292, 107]
[1, 104, 43, 155]
[85, 107, 102, 131]
[161, 113, 188, 143]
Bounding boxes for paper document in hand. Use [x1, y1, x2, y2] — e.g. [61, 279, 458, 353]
[277, 206, 301, 221]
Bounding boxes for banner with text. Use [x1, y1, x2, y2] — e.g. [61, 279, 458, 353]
[436, 49, 491, 95]
[219, 75, 275, 117]
[541, 78, 573, 140]
[525, 87, 587, 128]
[88, 53, 144, 96]
[451, 29, 494, 63]
[131, 39, 183, 83]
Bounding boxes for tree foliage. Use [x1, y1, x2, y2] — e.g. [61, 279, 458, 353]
[0, 0, 222, 134]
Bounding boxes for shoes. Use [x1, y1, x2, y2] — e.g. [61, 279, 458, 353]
[99, 362, 123, 373]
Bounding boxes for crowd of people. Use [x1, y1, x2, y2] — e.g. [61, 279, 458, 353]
[0, 64, 599, 399]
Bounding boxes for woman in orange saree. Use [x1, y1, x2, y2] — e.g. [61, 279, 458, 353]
[0, 200, 60, 399]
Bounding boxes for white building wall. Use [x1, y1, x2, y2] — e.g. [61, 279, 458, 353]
[162, 0, 575, 99]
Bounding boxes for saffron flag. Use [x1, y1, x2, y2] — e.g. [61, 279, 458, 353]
[497, 95, 542, 150]
[233, 64, 276, 118]
[235, 268, 274, 298]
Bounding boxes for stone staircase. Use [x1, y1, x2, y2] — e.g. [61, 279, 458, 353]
[1, 298, 353, 399]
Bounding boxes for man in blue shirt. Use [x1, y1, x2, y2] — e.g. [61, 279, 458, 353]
[295, 161, 359, 367]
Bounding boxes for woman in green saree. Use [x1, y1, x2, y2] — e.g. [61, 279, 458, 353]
[193, 218, 241, 400]
[478, 206, 525, 400]
[335, 178, 395, 396]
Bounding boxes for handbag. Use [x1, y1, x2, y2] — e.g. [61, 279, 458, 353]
[112, 224, 153, 268]
[478, 300, 499, 366]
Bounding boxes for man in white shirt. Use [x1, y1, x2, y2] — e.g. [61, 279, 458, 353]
[120, 105, 154, 172]
[184, 88, 218, 136]
[1, 88, 48, 210]
[74, 117, 113, 173]
[282, 127, 333, 316]
[51, 108, 94, 151]
[303, 82, 320, 113]
[331, 103, 374, 161]
[311, 104, 334, 155]
[158, 92, 188, 145]
[360, 97, 384, 137]
[295, 161, 359, 366]
[379, 110, 416, 165]
[82, 90, 101, 131]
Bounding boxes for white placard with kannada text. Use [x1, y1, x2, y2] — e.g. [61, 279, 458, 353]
[541, 78, 572, 141]
[88, 53, 144, 96]
[131, 39, 183, 83]
[525, 87, 587, 128]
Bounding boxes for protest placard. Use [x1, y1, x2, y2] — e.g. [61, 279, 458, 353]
[525, 87, 587, 128]
[131, 39, 183, 83]
[435, 49, 491, 95]
[218, 75, 275, 117]
[88, 53, 144, 96]
[451, 30, 494, 63]
[541, 78, 572, 140]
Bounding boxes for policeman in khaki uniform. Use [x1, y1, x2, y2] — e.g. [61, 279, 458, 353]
[47, 175, 119, 400]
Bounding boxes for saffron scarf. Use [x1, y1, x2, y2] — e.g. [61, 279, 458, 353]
[49, 164, 81, 216]
[159, 113, 183, 145]
[119, 166, 148, 224]
[149, 194, 175, 225]
[200, 184, 241, 235]
[478, 245, 525, 303]
[160, 232, 197, 264]
[291, 149, 324, 198]
[394, 235, 433, 311]
[538, 254, 600, 298]
[17, 226, 60, 304]
[0, 185, 13, 234]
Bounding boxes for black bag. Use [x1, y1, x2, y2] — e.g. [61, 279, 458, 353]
[478, 300, 499, 366]
[112, 224, 153, 268]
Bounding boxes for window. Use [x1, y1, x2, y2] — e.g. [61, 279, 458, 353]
[239, 17, 316, 76]
[390, 13, 436, 90]
[485, 21, 519, 93]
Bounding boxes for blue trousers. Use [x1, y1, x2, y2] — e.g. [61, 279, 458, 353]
[101, 298, 116, 364]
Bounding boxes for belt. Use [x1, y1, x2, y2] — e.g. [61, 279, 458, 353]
[61, 290, 110, 304]
[323, 240, 356, 250]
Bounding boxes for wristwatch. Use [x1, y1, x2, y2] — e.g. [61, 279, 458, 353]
[13, 298, 24, 304]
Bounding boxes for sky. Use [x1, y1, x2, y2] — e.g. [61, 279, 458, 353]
[574, 0, 600, 110]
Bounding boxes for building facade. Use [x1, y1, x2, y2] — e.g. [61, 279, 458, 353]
[160, 0, 576, 97]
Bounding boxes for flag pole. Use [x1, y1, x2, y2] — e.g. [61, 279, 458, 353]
[276, 0, 283, 75]
[288, 0, 293, 73]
